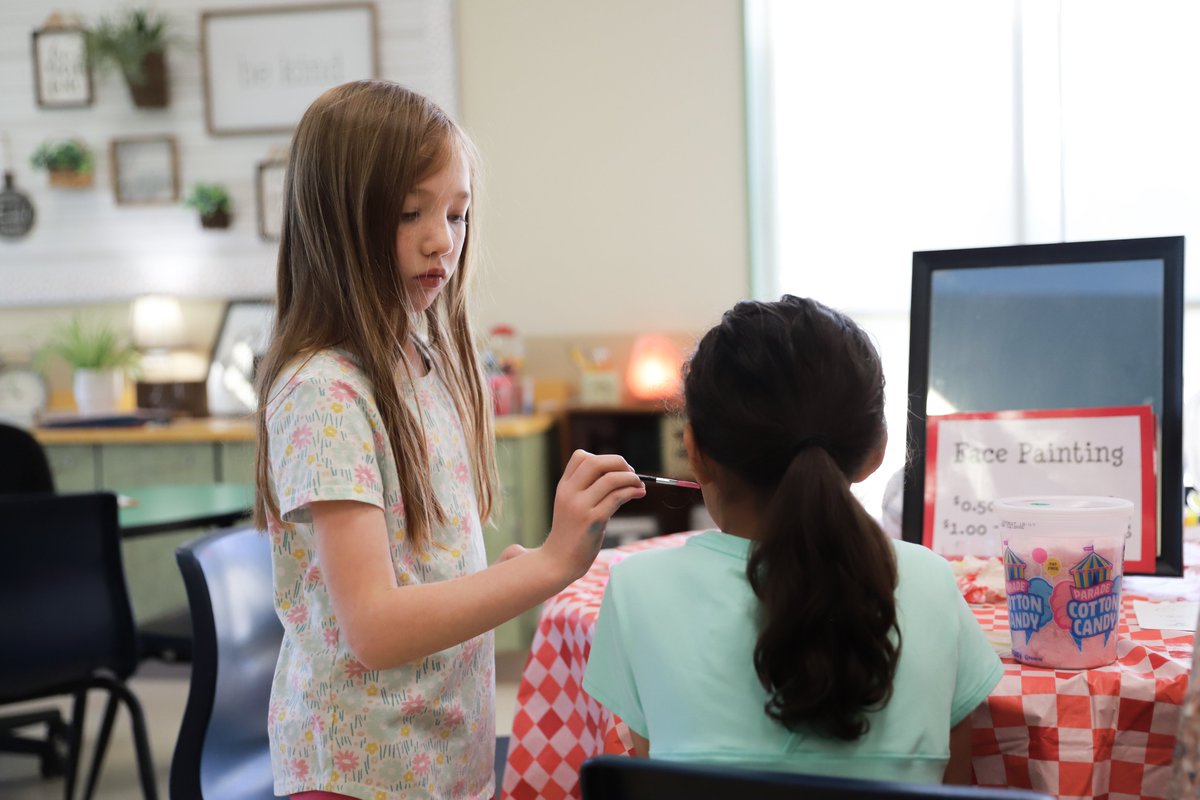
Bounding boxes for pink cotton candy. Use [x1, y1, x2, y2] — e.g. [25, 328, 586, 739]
[1005, 542, 1123, 670]
[998, 496, 1130, 670]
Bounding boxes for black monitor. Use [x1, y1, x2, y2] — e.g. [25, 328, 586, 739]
[902, 236, 1184, 576]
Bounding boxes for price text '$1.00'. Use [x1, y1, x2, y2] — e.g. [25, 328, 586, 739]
[943, 495, 994, 536]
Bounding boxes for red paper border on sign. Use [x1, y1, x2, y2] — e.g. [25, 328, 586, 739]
[922, 405, 1157, 573]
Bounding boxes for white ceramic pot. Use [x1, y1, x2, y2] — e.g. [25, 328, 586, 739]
[73, 368, 125, 416]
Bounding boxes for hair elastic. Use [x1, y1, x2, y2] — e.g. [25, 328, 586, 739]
[793, 437, 828, 456]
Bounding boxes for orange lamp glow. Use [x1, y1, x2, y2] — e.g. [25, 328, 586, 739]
[626, 334, 683, 401]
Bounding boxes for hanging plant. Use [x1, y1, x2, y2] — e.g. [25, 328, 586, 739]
[88, 8, 175, 108]
[185, 183, 232, 229]
[30, 139, 94, 189]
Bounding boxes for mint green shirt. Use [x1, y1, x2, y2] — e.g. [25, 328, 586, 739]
[583, 532, 1003, 784]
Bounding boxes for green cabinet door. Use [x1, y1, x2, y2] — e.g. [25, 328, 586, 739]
[98, 443, 219, 628]
[489, 431, 552, 653]
[220, 441, 256, 483]
[98, 443, 217, 488]
[44, 445, 98, 491]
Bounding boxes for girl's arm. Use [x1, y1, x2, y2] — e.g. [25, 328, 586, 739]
[630, 731, 650, 758]
[311, 450, 646, 670]
[942, 717, 974, 784]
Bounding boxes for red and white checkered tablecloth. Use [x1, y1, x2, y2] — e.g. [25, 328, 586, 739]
[500, 533, 1197, 800]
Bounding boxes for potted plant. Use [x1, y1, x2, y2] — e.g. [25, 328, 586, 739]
[88, 8, 173, 108]
[185, 183, 232, 229]
[30, 139, 94, 189]
[39, 318, 139, 415]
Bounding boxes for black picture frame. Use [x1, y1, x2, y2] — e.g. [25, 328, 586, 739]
[902, 236, 1185, 577]
[31, 26, 93, 108]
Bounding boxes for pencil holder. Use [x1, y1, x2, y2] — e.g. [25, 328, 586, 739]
[579, 370, 620, 406]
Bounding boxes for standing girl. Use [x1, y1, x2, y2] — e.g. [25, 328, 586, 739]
[584, 296, 1003, 784]
[254, 80, 645, 800]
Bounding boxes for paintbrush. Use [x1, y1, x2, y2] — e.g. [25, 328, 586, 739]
[635, 473, 701, 490]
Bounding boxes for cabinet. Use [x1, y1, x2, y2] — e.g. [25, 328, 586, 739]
[37, 421, 258, 626]
[558, 404, 703, 539]
[486, 423, 554, 652]
[36, 415, 555, 654]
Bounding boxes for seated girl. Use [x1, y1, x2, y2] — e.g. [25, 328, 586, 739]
[583, 295, 1003, 784]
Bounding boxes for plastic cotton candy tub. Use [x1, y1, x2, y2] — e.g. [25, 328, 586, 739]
[997, 496, 1132, 670]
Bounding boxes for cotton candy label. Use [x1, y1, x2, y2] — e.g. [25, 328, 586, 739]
[1004, 541, 1123, 669]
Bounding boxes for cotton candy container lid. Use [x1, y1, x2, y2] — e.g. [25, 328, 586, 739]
[995, 496, 1134, 535]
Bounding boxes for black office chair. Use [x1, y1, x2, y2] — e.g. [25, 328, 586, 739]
[170, 526, 280, 800]
[579, 755, 1054, 800]
[0, 422, 55, 495]
[0, 492, 157, 800]
[139, 609, 194, 663]
[0, 423, 69, 781]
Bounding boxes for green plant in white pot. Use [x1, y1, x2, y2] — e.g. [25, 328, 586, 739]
[39, 318, 139, 415]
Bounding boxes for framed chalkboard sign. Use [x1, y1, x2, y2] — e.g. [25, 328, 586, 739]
[200, 3, 379, 136]
[31, 26, 93, 108]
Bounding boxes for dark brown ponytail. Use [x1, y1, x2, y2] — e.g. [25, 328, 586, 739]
[683, 295, 900, 741]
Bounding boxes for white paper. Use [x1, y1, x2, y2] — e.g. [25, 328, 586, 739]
[1132, 600, 1199, 631]
[927, 410, 1148, 560]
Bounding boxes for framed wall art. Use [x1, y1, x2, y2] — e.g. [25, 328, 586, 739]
[200, 3, 379, 136]
[31, 25, 93, 108]
[111, 135, 180, 205]
[207, 299, 275, 415]
[256, 159, 287, 241]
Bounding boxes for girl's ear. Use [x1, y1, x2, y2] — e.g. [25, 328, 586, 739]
[851, 429, 888, 484]
[683, 423, 713, 485]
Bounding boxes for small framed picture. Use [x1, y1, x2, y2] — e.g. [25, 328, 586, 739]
[256, 159, 287, 241]
[111, 135, 180, 205]
[31, 26, 93, 108]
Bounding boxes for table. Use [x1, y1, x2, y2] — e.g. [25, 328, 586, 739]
[501, 533, 1198, 800]
[117, 482, 255, 537]
[115, 482, 256, 660]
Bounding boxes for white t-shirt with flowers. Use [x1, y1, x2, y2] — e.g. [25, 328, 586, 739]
[265, 349, 495, 800]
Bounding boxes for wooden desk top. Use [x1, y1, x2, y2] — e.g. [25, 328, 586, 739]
[34, 413, 555, 445]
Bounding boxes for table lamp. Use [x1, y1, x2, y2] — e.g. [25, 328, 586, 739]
[131, 294, 184, 370]
[626, 334, 683, 402]
[131, 294, 202, 416]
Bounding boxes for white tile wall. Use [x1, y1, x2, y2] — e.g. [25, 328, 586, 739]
[0, 0, 457, 306]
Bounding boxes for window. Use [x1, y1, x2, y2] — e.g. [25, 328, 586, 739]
[747, 0, 1200, 517]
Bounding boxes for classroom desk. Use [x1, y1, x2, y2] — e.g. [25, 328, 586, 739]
[117, 482, 256, 537]
[500, 533, 1198, 800]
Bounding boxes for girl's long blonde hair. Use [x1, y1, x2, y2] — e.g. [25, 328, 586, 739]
[253, 80, 497, 551]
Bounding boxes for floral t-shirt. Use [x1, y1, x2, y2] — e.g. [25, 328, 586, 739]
[264, 349, 495, 800]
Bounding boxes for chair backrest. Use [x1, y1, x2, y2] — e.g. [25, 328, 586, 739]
[580, 756, 1055, 800]
[0, 492, 138, 699]
[0, 423, 55, 494]
[171, 525, 280, 800]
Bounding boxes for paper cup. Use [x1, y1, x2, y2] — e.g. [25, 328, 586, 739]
[997, 496, 1131, 669]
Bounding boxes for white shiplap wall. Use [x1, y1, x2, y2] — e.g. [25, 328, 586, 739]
[0, 0, 457, 307]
